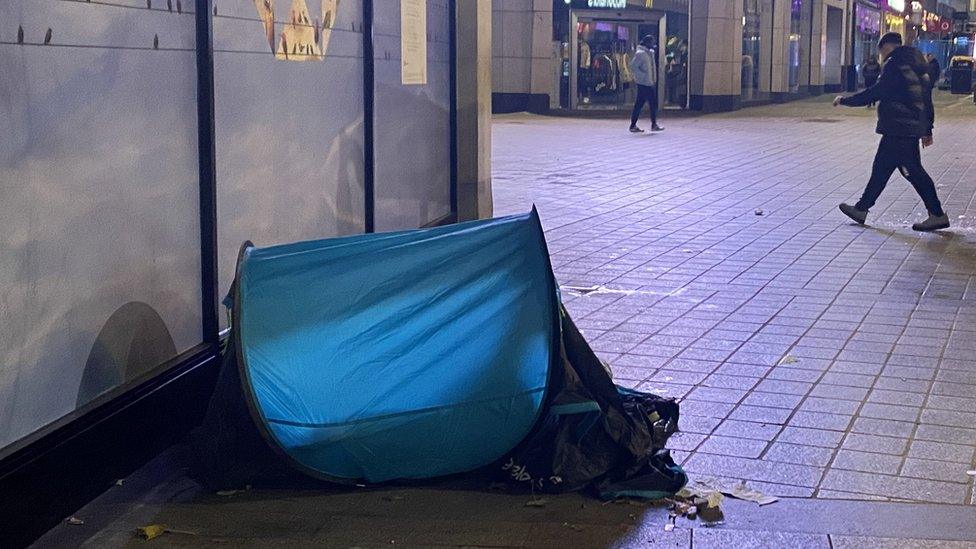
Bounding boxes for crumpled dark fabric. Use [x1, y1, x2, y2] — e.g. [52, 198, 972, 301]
[496, 309, 686, 499]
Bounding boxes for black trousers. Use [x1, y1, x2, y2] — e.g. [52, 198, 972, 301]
[630, 84, 658, 127]
[856, 135, 945, 217]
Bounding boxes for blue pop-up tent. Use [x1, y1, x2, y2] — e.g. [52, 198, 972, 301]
[193, 210, 684, 498]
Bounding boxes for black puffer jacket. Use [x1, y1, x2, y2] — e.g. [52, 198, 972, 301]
[841, 46, 934, 138]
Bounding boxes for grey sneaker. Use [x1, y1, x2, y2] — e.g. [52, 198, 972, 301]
[630, 126, 645, 133]
[839, 203, 868, 225]
[651, 124, 665, 132]
[912, 214, 950, 232]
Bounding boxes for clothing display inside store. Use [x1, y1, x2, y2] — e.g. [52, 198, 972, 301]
[577, 22, 641, 107]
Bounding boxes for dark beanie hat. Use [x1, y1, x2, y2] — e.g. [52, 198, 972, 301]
[878, 32, 903, 49]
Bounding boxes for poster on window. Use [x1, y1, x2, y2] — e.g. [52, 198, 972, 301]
[400, 0, 427, 85]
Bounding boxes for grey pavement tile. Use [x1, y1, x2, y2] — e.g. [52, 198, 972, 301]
[685, 386, 748, 404]
[684, 453, 823, 488]
[820, 469, 968, 504]
[851, 417, 916, 439]
[815, 489, 890, 502]
[693, 529, 829, 549]
[728, 405, 794, 425]
[713, 363, 772, 378]
[831, 537, 976, 549]
[914, 424, 976, 445]
[935, 370, 976, 390]
[662, 358, 723, 373]
[901, 457, 974, 484]
[858, 403, 920, 423]
[800, 397, 861, 415]
[755, 379, 814, 395]
[930, 381, 976, 398]
[871, 376, 932, 394]
[713, 419, 783, 441]
[819, 372, 876, 388]
[630, 344, 686, 358]
[829, 360, 884, 376]
[701, 373, 760, 390]
[842, 433, 908, 455]
[668, 432, 708, 452]
[789, 411, 854, 431]
[610, 528, 691, 549]
[926, 394, 976, 412]
[766, 366, 823, 383]
[740, 391, 805, 409]
[869, 389, 927, 407]
[649, 369, 709, 385]
[615, 354, 671, 369]
[763, 442, 835, 467]
[696, 435, 768, 458]
[678, 399, 736, 419]
[809, 383, 870, 402]
[908, 440, 976, 465]
[881, 365, 937, 381]
[831, 449, 903, 475]
[678, 414, 723, 435]
[776, 426, 845, 448]
[887, 354, 942, 368]
[638, 382, 694, 400]
[919, 408, 976, 429]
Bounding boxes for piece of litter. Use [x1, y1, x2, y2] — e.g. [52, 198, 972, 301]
[686, 477, 778, 506]
[66, 517, 84, 526]
[136, 525, 167, 541]
[966, 470, 976, 476]
[525, 498, 550, 508]
[115, 479, 125, 486]
[664, 523, 675, 532]
[779, 355, 798, 365]
[216, 489, 245, 497]
[754, 209, 764, 216]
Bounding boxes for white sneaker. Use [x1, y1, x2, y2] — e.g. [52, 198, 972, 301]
[912, 214, 950, 232]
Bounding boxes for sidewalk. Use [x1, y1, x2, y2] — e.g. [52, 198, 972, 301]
[493, 92, 976, 506]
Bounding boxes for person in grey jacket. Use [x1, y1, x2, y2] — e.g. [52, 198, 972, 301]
[629, 35, 663, 133]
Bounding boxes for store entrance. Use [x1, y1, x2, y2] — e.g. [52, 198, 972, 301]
[571, 11, 662, 111]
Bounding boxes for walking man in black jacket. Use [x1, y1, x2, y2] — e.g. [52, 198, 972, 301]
[833, 32, 949, 232]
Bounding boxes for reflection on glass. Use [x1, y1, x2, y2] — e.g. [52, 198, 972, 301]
[741, 0, 761, 101]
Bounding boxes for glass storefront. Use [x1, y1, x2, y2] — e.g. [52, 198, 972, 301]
[854, 2, 883, 88]
[789, 0, 804, 92]
[742, 0, 762, 101]
[576, 20, 645, 108]
[555, 1, 689, 111]
[665, 15, 689, 108]
[741, 0, 773, 102]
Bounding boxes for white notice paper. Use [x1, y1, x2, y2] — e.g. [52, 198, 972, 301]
[400, 0, 427, 85]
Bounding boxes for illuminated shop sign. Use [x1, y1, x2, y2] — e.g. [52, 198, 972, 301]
[587, 0, 628, 7]
[887, 0, 906, 13]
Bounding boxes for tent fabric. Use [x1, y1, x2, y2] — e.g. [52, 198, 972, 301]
[234, 210, 558, 482]
[191, 210, 684, 498]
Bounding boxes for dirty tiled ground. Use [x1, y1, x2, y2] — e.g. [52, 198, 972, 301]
[493, 93, 976, 505]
